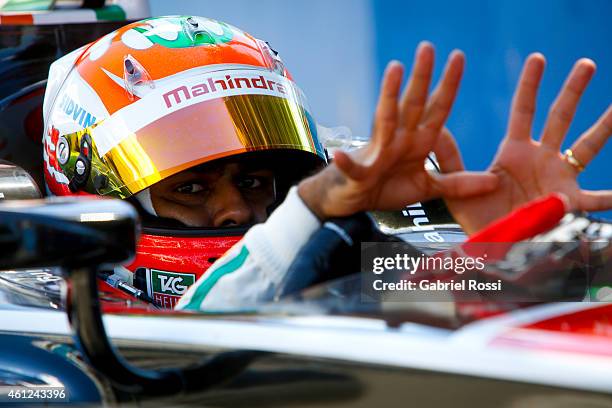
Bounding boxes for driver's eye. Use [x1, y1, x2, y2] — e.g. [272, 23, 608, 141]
[236, 176, 262, 189]
[175, 183, 206, 194]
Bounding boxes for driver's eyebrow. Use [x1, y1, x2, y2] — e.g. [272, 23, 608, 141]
[235, 160, 275, 173]
[188, 163, 224, 176]
[189, 159, 274, 175]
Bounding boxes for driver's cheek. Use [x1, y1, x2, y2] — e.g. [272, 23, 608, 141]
[154, 198, 213, 227]
[208, 183, 256, 228]
[247, 191, 274, 224]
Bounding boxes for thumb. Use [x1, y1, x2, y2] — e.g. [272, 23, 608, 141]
[433, 127, 465, 172]
[430, 171, 499, 198]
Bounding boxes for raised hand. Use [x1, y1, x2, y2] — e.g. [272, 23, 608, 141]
[298, 42, 498, 220]
[439, 53, 612, 234]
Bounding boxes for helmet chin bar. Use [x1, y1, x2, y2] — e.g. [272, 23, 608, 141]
[0, 197, 260, 396]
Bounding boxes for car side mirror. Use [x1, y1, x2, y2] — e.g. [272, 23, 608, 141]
[0, 196, 137, 269]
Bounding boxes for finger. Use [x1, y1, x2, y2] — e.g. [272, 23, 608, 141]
[578, 190, 612, 212]
[540, 59, 596, 150]
[334, 150, 369, 181]
[429, 171, 499, 198]
[421, 50, 465, 131]
[432, 127, 465, 173]
[507, 53, 546, 140]
[372, 60, 404, 147]
[399, 41, 435, 130]
[569, 104, 612, 167]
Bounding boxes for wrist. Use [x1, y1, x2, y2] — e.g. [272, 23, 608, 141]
[297, 174, 328, 221]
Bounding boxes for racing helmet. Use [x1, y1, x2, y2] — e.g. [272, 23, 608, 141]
[42, 16, 327, 307]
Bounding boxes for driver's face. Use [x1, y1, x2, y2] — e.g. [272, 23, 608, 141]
[149, 159, 276, 228]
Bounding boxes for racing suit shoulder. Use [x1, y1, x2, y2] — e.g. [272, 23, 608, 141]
[175, 186, 321, 311]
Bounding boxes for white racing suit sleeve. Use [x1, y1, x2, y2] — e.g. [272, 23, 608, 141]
[175, 186, 321, 311]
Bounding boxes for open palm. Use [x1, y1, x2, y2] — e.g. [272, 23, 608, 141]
[299, 43, 497, 219]
[440, 54, 612, 234]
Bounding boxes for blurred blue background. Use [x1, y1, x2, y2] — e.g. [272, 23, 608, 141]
[151, 0, 611, 217]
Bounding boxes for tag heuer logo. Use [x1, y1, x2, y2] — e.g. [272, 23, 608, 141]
[150, 270, 196, 296]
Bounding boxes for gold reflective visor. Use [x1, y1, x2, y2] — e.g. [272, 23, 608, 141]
[57, 92, 324, 198]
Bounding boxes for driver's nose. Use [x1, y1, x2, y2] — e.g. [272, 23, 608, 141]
[210, 182, 254, 228]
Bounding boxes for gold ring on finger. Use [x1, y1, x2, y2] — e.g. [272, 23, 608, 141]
[563, 149, 585, 173]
